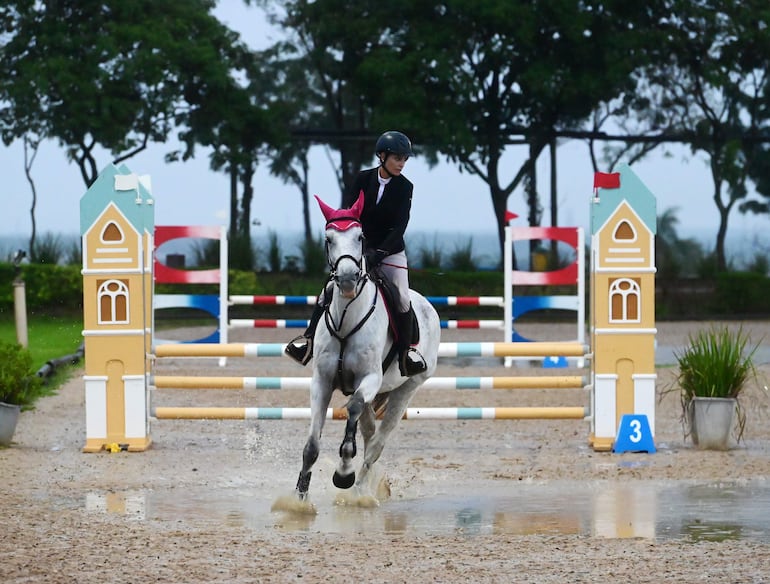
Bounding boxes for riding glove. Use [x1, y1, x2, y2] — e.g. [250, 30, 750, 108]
[365, 249, 388, 268]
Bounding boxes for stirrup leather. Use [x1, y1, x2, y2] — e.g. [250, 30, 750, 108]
[285, 335, 313, 365]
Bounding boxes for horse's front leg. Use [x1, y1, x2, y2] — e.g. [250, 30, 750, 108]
[332, 372, 381, 489]
[296, 376, 333, 500]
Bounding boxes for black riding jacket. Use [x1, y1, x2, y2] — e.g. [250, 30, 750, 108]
[341, 167, 413, 256]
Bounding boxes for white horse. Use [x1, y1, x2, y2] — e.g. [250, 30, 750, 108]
[293, 192, 440, 503]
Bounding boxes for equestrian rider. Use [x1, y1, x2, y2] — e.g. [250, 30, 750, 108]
[285, 130, 428, 377]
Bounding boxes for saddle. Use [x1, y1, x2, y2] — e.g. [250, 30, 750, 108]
[368, 265, 420, 345]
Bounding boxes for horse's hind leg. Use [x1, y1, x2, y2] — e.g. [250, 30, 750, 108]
[356, 379, 421, 489]
[358, 403, 377, 477]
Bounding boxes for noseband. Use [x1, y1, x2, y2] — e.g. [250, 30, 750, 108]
[325, 217, 367, 292]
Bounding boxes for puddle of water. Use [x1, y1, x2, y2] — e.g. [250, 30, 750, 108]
[67, 480, 770, 542]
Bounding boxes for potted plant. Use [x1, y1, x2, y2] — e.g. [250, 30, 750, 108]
[672, 326, 760, 450]
[0, 342, 43, 446]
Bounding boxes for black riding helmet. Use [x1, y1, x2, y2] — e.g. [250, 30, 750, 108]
[375, 131, 414, 158]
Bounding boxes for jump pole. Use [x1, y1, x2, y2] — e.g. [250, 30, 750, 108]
[229, 295, 505, 307]
[150, 375, 587, 390]
[229, 318, 506, 330]
[153, 341, 590, 359]
[152, 406, 588, 420]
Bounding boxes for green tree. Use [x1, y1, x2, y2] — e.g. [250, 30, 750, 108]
[645, 0, 770, 272]
[255, 1, 670, 262]
[388, 2, 668, 260]
[656, 207, 704, 280]
[171, 43, 288, 256]
[259, 0, 392, 203]
[0, 0, 242, 188]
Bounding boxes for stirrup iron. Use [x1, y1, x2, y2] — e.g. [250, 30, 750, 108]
[285, 335, 313, 365]
[400, 346, 427, 377]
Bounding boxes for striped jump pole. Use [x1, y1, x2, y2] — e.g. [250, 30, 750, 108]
[229, 294, 505, 307]
[229, 295, 318, 306]
[153, 341, 590, 359]
[425, 296, 504, 307]
[151, 375, 587, 390]
[152, 406, 588, 420]
[229, 318, 505, 330]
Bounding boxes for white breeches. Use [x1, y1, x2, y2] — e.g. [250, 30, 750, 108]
[379, 251, 410, 312]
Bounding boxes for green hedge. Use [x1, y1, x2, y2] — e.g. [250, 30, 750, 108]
[714, 271, 769, 316]
[0, 264, 83, 316]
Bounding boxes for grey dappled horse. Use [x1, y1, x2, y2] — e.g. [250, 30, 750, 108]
[294, 193, 440, 501]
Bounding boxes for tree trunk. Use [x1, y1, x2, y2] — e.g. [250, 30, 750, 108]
[23, 137, 39, 260]
[229, 163, 238, 239]
[240, 165, 255, 241]
[549, 137, 559, 263]
[525, 140, 545, 262]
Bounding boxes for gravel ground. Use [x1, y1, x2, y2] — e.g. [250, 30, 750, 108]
[2, 321, 770, 583]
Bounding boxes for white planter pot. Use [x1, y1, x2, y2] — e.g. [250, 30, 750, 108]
[688, 396, 737, 451]
[0, 401, 21, 446]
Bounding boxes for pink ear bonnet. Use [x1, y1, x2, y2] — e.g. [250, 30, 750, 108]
[315, 191, 365, 231]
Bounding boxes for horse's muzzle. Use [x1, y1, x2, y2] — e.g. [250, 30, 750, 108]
[337, 278, 357, 298]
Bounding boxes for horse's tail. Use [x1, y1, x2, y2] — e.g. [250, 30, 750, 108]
[372, 393, 389, 418]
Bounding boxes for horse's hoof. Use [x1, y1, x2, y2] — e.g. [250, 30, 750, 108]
[333, 470, 355, 489]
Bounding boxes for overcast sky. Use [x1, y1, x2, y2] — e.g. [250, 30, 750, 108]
[2, 1, 768, 255]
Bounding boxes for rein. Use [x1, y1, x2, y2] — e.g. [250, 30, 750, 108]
[322, 217, 397, 393]
[324, 275, 378, 394]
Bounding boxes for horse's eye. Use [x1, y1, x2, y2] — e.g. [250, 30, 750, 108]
[325, 236, 331, 245]
[358, 234, 364, 242]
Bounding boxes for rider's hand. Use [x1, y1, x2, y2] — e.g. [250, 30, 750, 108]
[365, 249, 387, 268]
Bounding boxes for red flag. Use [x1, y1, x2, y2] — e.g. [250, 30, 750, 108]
[504, 210, 519, 223]
[593, 172, 620, 189]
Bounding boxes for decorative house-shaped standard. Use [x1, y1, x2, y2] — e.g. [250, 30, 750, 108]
[80, 164, 154, 452]
[590, 165, 657, 451]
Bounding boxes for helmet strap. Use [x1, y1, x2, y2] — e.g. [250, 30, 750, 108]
[378, 153, 395, 178]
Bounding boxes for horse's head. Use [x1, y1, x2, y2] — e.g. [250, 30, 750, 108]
[315, 192, 366, 299]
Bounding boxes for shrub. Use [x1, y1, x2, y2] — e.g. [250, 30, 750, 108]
[31, 232, 64, 265]
[267, 230, 282, 272]
[448, 237, 476, 271]
[671, 326, 761, 442]
[228, 234, 256, 271]
[64, 239, 82, 266]
[299, 235, 327, 275]
[416, 236, 443, 269]
[0, 342, 44, 408]
[190, 238, 220, 268]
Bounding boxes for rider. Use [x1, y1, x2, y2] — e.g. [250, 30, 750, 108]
[285, 130, 428, 377]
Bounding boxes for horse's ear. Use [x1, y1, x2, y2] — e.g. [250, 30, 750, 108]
[349, 190, 365, 220]
[314, 195, 337, 222]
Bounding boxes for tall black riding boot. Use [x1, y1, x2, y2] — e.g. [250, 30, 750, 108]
[396, 305, 427, 377]
[285, 303, 324, 365]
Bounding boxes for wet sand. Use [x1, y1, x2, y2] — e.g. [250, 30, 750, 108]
[2, 321, 769, 583]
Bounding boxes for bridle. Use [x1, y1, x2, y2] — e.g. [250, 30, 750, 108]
[322, 218, 380, 392]
[324, 216, 367, 292]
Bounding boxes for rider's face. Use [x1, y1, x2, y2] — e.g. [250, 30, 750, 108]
[379, 153, 409, 176]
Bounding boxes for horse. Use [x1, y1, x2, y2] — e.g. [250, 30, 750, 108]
[285, 192, 440, 508]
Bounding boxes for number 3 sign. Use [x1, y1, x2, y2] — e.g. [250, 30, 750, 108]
[613, 415, 656, 454]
